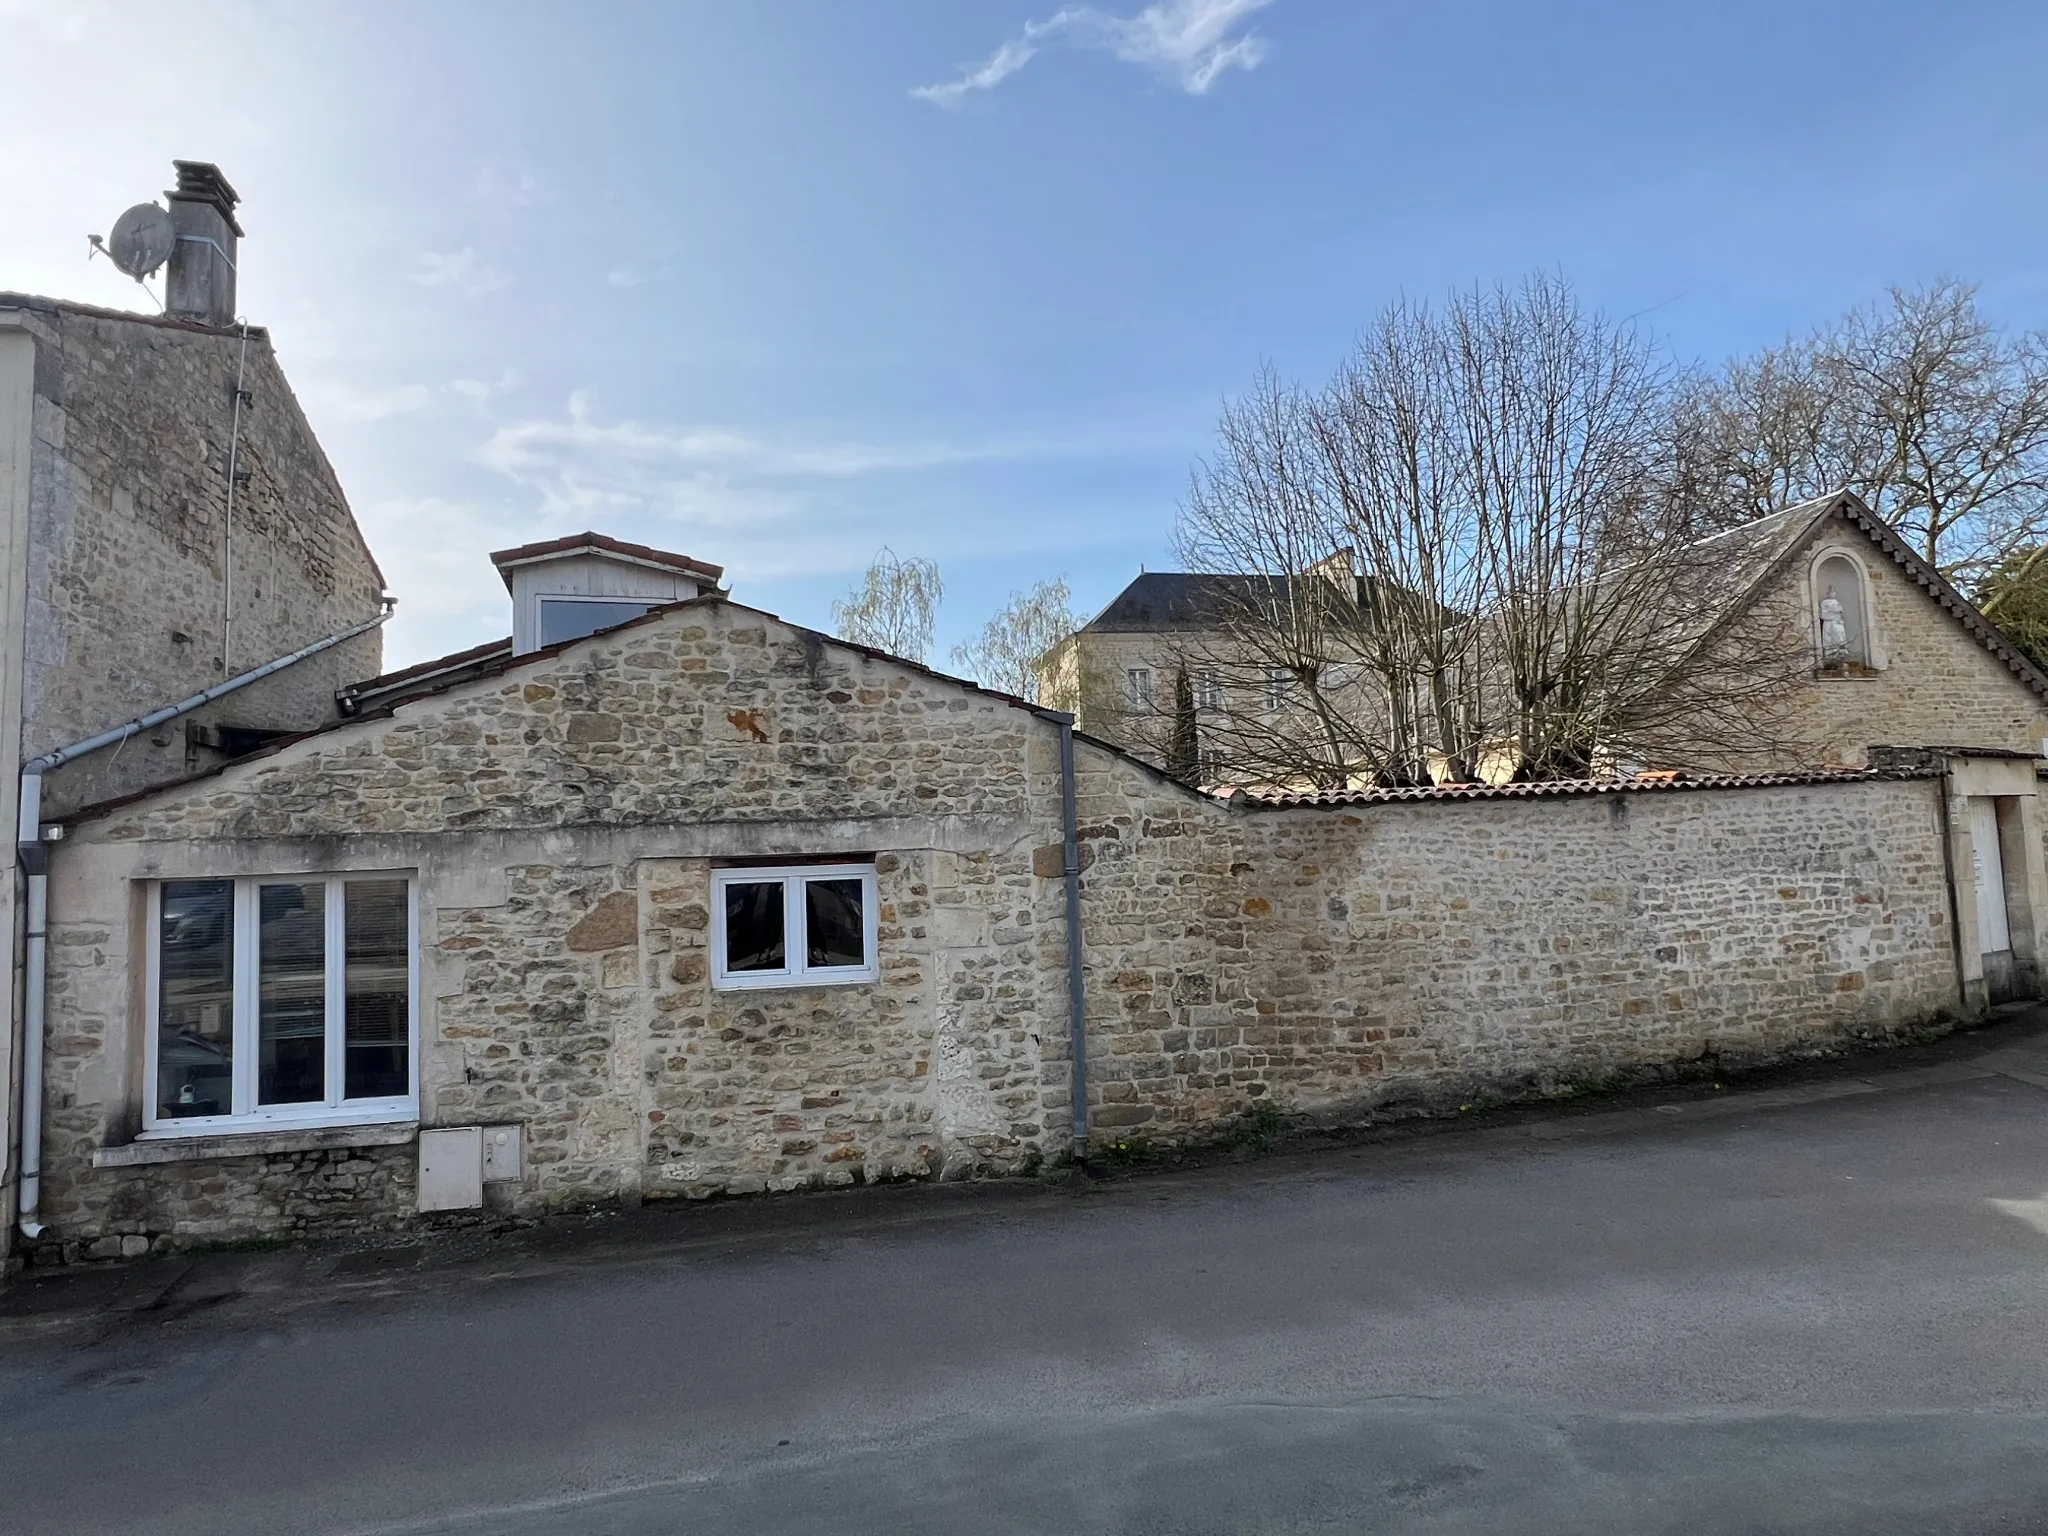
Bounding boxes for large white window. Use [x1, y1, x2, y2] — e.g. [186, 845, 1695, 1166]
[146, 874, 418, 1135]
[711, 863, 879, 991]
[1126, 668, 1154, 706]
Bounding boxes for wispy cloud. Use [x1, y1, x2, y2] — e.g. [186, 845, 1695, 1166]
[474, 161, 554, 210]
[606, 260, 673, 290]
[914, 0, 1274, 106]
[473, 395, 1055, 577]
[407, 247, 511, 298]
[305, 370, 521, 424]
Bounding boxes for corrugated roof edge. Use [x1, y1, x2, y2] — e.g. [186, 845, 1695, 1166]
[59, 593, 1211, 828]
[1228, 765, 1939, 809]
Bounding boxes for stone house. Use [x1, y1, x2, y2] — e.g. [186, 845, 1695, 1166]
[15, 519, 2048, 1264]
[1046, 492, 2048, 784]
[3, 164, 390, 1263]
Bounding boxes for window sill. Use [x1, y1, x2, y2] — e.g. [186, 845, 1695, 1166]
[95, 1120, 419, 1168]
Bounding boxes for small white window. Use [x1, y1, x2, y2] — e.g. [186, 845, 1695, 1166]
[1126, 668, 1154, 706]
[1194, 670, 1223, 711]
[146, 874, 417, 1135]
[711, 863, 879, 991]
[538, 597, 660, 648]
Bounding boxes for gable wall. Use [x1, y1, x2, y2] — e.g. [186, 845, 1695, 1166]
[1700, 527, 2048, 771]
[8, 303, 387, 815]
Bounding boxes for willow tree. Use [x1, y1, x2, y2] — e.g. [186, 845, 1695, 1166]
[831, 549, 944, 664]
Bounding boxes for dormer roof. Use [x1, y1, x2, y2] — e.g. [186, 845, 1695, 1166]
[488, 532, 725, 593]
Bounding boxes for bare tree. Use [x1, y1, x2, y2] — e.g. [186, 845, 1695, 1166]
[1175, 274, 1812, 787]
[1678, 280, 2048, 582]
[950, 576, 1077, 703]
[831, 549, 944, 664]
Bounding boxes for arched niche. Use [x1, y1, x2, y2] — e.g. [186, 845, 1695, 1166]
[1813, 552, 1872, 668]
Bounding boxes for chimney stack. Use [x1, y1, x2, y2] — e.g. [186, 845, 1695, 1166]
[163, 160, 241, 327]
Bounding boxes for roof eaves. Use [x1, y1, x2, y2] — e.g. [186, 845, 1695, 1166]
[1833, 502, 2048, 703]
[1238, 765, 1931, 809]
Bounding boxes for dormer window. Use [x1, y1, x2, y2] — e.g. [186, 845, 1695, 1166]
[539, 597, 661, 648]
[1814, 553, 1872, 670]
[490, 532, 725, 655]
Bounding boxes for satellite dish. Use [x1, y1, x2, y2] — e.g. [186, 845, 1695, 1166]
[106, 203, 176, 280]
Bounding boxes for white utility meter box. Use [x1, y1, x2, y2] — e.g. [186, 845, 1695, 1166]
[418, 1127, 484, 1211]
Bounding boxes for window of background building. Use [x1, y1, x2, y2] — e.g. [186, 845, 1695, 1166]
[1126, 668, 1154, 706]
[1262, 668, 1292, 712]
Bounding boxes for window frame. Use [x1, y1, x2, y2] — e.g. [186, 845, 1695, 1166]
[535, 594, 662, 649]
[709, 862, 880, 992]
[1125, 667, 1154, 707]
[141, 872, 420, 1138]
[1193, 669, 1222, 712]
[1261, 667, 1292, 713]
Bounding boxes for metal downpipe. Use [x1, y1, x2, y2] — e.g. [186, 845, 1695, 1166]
[12, 604, 393, 1238]
[1058, 715, 1089, 1161]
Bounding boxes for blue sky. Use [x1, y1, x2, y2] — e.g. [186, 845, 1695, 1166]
[4, 0, 2047, 670]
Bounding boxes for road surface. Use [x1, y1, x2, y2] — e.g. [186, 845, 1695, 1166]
[5, 1020, 2048, 1534]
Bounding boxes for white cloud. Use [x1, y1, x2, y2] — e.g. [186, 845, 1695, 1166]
[474, 161, 554, 209]
[471, 395, 1054, 580]
[407, 247, 511, 297]
[913, 0, 1274, 106]
[303, 371, 521, 425]
[606, 260, 673, 289]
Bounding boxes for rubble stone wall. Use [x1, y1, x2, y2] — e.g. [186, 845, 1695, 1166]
[25, 599, 1971, 1260]
[6, 298, 386, 815]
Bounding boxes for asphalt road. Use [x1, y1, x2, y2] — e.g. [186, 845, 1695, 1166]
[7, 1025, 2048, 1535]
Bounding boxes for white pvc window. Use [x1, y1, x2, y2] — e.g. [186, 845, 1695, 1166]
[145, 874, 418, 1135]
[1194, 670, 1223, 712]
[538, 597, 659, 648]
[1126, 668, 1154, 706]
[711, 863, 879, 991]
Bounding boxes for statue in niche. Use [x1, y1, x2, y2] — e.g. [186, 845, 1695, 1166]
[1819, 585, 1849, 663]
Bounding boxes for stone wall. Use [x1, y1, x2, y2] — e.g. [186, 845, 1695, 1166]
[34, 600, 1068, 1253]
[4, 297, 387, 815]
[1072, 759, 1961, 1140]
[23, 597, 1979, 1259]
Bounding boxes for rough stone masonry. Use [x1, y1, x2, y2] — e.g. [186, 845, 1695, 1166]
[25, 597, 1976, 1259]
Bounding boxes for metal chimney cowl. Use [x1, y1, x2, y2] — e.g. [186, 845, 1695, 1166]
[163, 160, 241, 327]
